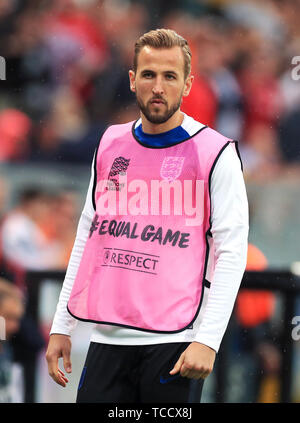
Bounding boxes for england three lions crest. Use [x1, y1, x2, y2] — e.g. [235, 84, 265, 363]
[160, 157, 185, 182]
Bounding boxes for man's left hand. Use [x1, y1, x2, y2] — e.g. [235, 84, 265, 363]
[169, 342, 216, 380]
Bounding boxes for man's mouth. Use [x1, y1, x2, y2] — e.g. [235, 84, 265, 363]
[150, 98, 165, 105]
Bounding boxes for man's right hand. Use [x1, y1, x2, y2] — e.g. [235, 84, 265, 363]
[46, 334, 72, 387]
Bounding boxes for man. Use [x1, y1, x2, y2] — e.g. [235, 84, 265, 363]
[1, 188, 61, 271]
[46, 28, 249, 403]
[0, 278, 25, 402]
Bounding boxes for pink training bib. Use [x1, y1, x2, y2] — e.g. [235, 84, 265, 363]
[67, 121, 236, 332]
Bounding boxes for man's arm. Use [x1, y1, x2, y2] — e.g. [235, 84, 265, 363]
[46, 153, 96, 386]
[170, 143, 249, 379]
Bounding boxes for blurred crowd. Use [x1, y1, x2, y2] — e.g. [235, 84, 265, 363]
[0, 0, 299, 178]
[0, 184, 79, 402]
[0, 0, 300, 402]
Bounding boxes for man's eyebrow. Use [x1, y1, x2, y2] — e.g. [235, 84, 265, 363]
[140, 69, 155, 74]
[140, 69, 178, 75]
[164, 70, 178, 76]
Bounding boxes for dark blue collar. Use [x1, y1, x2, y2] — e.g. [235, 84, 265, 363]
[134, 123, 190, 147]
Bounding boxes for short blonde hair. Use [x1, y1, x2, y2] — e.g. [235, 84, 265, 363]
[133, 28, 192, 79]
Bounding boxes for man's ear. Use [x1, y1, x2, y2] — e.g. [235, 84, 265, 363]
[183, 74, 194, 97]
[129, 70, 136, 93]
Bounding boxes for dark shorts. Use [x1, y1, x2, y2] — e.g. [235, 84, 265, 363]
[76, 341, 204, 403]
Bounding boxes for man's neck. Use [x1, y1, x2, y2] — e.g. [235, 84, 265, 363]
[140, 110, 184, 134]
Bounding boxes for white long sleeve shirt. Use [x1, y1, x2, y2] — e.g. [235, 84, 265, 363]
[50, 115, 249, 353]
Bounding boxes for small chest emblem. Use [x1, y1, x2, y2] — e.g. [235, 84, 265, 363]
[106, 156, 130, 191]
[160, 156, 185, 182]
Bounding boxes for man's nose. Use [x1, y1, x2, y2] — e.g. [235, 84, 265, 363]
[152, 77, 164, 95]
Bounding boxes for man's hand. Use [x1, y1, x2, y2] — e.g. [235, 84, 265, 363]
[46, 334, 72, 387]
[169, 342, 216, 380]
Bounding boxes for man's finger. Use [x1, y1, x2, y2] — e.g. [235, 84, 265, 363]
[169, 352, 185, 375]
[58, 368, 69, 383]
[184, 368, 198, 379]
[199, 370, 210, 379]
[52, 368, 68, 387]
[49, 367, 67, 387]
[47, 354, 67, 387]
[190, 368, 210, 380]
[180, 363, 210, 379]
[62, 349, 72, 373]
[180, 362, 193, 378]
[46, 353, 59, 379]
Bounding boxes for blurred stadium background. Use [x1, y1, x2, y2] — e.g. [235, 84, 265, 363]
[0, 0, 300, 403]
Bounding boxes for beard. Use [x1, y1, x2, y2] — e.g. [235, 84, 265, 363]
[135, 91, 183, 125]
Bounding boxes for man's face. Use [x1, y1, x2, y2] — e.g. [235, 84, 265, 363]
[129, 46, 193, 125]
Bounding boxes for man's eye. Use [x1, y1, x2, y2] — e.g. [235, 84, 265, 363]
[143, 73, 153, 78]
[166, 74, 175, 80]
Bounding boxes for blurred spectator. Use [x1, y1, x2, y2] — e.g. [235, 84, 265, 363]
[0, 185, 74, 402]
[0, 178, 9, 219]
[232, 243, 281, 403]
[0, 109, 32, 162]
[0, 0, 299, 176]
[0, 177, 11, 281]
[39, 189, 79, 269]
[236, 244, 274, 328]
[0, 187, 62, 271]
[164, 12, 219, 127]
[223, 0, 286, 44]
[43, 0, 110, 85]
[2, 6, 53, 119]
[238, 40, 283, 137]
[279, 52, 300, 115]
[190, 15, 244, 139]
[89, 0, 148, 121]
[236, 38, 284, 178]
[28, 87, 105, 164]
[278, 105, 300, 164]
[0, 278, 25, 402]
[0, 178, 24, 288]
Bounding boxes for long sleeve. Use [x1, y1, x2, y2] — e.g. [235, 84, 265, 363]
[50, 156, 95, 335]
[194, 143, 249, 352]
